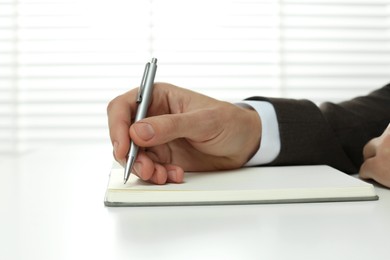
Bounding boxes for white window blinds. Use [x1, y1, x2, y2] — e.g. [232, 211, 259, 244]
[1, 0, 390, 152]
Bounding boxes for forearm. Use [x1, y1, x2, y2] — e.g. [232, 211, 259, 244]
[245, 96, 357, 173]
[320, 83, 390, 168]
[243, 83, 390, 174]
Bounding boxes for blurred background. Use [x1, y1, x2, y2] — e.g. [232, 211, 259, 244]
[1, 0, 390, 153]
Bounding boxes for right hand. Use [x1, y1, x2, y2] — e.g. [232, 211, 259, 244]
[107, 83, 262, 184]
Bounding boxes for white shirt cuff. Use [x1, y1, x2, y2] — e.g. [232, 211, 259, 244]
[236, 100, 281, 166]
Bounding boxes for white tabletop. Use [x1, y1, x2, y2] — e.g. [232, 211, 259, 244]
[1, 144, 389, 260]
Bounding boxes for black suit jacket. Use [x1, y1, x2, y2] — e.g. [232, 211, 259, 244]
[247, 83, 390, 174]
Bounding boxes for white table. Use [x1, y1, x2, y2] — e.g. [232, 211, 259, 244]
[1, 144, 389, 260]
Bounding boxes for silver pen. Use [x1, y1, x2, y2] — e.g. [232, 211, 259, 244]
[124, 58, 158, 184]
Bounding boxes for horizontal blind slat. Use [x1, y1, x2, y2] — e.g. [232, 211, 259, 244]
[2, 0, 390, 152]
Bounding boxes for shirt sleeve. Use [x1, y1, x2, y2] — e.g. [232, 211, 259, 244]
[236, 100, 281, 166]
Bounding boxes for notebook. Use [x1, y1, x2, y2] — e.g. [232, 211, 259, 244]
[104, 164, 378, 207]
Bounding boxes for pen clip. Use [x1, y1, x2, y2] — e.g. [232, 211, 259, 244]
[137, 62, 150, 103]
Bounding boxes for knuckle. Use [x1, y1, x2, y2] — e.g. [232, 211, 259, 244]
[106, 96, 119, 114]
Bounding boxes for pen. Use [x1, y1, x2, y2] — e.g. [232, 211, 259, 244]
[124, 58, 158, 184]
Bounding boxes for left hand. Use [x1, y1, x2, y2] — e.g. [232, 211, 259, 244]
[359, 123, 390, 188]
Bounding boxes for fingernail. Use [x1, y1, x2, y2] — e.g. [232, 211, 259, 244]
[119, 159, 126, 167]
[113, 141, 119, 154]
[134, 123, 155, 141]
[113, 141, 126, 166]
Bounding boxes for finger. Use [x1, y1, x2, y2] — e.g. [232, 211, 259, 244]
[130, 109, 222, 147]
[132, 151, 184, 184]
[383, 122, 390, 139]
[149, 164, 168, 185]
[107, 91, 138, 163]
[362, 123, 390, 161]
[165, 164, 184, 183]
[133, 162, 168, 185]
[131, 151, 156, 181]
[362, 138, 378, 160]
[359, 157, 390, 188]
[359, 158, 375, 180]
[148, 164, 185, 184]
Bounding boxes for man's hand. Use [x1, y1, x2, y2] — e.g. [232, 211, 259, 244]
[360, 123, 390, 188]
[107, 83, 261, 184]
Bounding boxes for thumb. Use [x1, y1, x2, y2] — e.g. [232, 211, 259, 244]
[362, 123, 390, 160]
[130, 109, 221, 147]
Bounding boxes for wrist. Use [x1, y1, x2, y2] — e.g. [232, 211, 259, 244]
[235, 100, 281, 166]
[237, 105, 262, 166]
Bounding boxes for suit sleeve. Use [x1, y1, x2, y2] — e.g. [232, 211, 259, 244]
[246, 83, 390, 174]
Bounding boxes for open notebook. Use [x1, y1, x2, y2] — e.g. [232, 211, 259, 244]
[104, 165, 378, 207]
